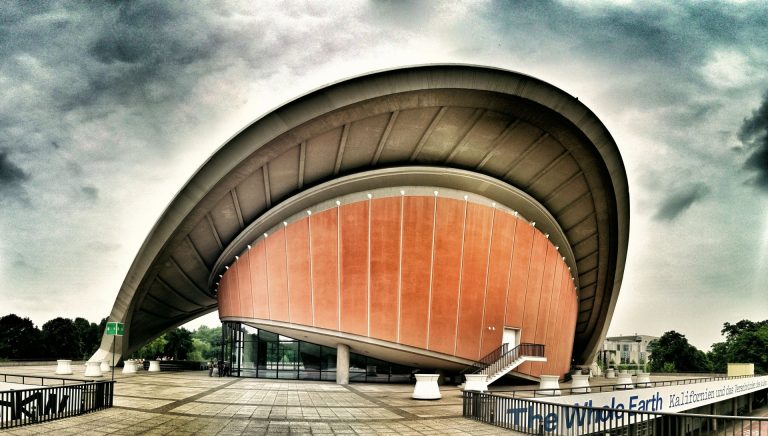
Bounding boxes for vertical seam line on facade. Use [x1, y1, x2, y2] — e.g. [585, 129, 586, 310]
[244, 246, 253, 318]
[536, 250, 559, 374]
[453, 198, 469, 356]
[530, 236, 549, 342]
[284, 227, 291, 323]
[518, 224, 536, 336]
[308, 216, 315, 327]
[264, 243, 271, 320]
[367, 196, 372, 337]
[478, 206, 496, 360]
[396, 194, 404, 343]
[234, 262, 244, 319]
[425, 196, 438, 349]
[501, 212, 519, 330]
[337, 204, 341, 331]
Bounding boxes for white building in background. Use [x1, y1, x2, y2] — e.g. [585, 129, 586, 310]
[600, 334, 658, 368]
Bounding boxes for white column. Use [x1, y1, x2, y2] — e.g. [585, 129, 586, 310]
[55, 360, 73, 375]
[636, 372, 651, 387]
[463, 374, 489, 392]
[100, 360, 111, 373]
[148, 360, 161, 372]
[413, 374, 442, 399]
[336, 344, 349, 385]
[571, 374, 591, 393]
[616, 372, 634, 389]
[84, 361, 103, 377]
[539, 375, 561, 396]
[122, 360, 137, 374]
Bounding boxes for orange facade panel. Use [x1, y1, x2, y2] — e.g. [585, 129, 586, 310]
[518, 231, 548, 375]
[339, 202, 369, 337]
[369, 197, 401, 343]
[237, 254, 254, 318]
[505, 219, 534, 328]
[530, 244, 559, 377]
[248, 242, 270, 320]
[310, 208, 339, 330]
[455, 203, 493, 360]
[265, 228, 289, 321]
[480, 211, 516, 357]
[428, 198, 465, 355]
[218, 194, 579, 379]
[398, 196, 434, 349]
[286, 220, 313, 327]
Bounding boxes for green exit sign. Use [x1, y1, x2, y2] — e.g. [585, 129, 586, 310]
[106, 322, 124, 336]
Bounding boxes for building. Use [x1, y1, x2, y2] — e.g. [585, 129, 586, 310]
[91, 65, 629, 383]
[600, 334, 658, 368]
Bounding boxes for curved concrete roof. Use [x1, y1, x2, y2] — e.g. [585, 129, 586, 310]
[98, 64, 629, 365]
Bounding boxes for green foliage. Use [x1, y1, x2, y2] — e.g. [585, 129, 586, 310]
[0, 314, 42, 359]
[648, 330, 710, 373]
[187, 338, 211, 362]
[73, 317, 100, 359]
[135, 335, 168, 360]
[708, 319, 768, 374]
[41, 317, 78, 359]
[164, 327, 194, 360]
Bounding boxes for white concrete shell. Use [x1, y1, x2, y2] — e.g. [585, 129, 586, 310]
[92, 64, 629, 367]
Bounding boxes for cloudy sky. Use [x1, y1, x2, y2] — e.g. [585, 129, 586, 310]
[1, 1, 766, 351]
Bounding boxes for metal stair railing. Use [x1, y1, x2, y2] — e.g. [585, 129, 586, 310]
[475, 343, 545, 376]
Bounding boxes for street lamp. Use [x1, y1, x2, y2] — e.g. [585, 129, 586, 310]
[634, 334, 643, 373]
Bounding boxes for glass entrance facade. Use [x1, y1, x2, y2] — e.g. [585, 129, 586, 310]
[221, 322, 415, 383]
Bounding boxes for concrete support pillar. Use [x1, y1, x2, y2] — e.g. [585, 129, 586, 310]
[748, 393, 753, 413]
[84, 361, 103, 377]
[710, 402, 718, 431]
[539, 375, 561, 396]
[336, 344, 349, 385]
[55, 360, 73, 375]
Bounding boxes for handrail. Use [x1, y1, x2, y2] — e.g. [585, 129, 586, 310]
[0, 373, 98, 386]
[462, 343, 545, 377]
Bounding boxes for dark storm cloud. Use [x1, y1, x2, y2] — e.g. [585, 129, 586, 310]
[654, 184, 711, 221]
[484, 1, 768, 104]
[0, 150, 29, 198]
[738, 91, 768, 192]
[81, 185, 98, 201]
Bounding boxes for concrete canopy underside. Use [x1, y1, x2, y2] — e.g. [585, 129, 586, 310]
[95, 65, 629, 366]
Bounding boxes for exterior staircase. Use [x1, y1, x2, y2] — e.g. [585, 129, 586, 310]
[464, 343, 547, 387]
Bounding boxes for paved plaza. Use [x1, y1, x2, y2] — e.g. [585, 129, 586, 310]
[0, 365, 510, 435]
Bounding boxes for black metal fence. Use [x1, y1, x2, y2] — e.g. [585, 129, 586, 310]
[463, 390, 768, 435]
[0, 376, 114, 429]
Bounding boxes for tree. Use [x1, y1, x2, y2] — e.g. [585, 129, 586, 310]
[648, 331, 710, 373]
[163, 328, 194, 360]
[73, 317, 100, 359]
[709, 319, 768, 374]
[135, 335, 167, 360]
[0, 314, 42, 359]
[41, 317, 78, 359]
